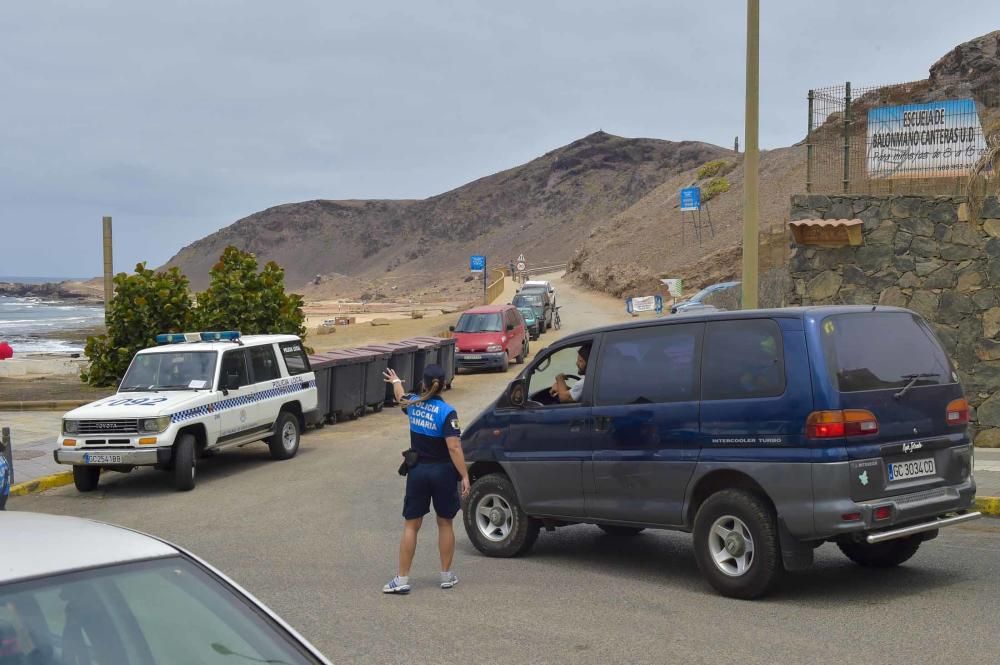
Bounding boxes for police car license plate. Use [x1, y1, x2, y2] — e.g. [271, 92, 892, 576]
[464, 355, 482, 360]
[84, 453, 123, 464]
[888, 458, 935, 481]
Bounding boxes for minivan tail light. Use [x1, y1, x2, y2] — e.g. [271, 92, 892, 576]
[946, 398, 969, 426]
[807, 410, 879, 438]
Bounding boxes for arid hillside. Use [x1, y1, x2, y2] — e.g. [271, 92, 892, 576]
[163, 132, 730, 297]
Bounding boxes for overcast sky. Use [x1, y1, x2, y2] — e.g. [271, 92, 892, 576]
[2, 1, 998, 279]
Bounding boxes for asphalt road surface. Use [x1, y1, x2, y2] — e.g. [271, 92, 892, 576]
[10, 277, 1000, 665]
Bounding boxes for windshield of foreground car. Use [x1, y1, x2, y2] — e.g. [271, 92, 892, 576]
[454, 313, 503, 333]
[120, 351, 218, 391]
[0, 556, 321, 665]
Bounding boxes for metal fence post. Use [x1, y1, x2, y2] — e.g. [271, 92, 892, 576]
[842, 82, 852, 193]
[806, 89, 814, 193]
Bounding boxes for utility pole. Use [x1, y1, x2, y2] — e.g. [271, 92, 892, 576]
[741, 0, 760, 309]
[102, 216, 114, 321]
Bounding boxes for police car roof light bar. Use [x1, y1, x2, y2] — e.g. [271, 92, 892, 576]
[199, 331, 242, 344]
[155, 332, 201, 345]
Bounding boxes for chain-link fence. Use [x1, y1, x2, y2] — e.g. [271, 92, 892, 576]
[806, 81, 1000, 196]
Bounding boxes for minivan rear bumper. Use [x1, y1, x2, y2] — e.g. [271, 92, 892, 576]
[812, 461, 976, 538]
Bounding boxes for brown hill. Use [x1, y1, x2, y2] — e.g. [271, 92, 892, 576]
[163, 132, 730, 296]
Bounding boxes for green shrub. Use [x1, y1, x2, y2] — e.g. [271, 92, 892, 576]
[194, 246, 306, 339]
[702, 177, 730, 202]
[81, 264, 193, 387]
[696, 159, 731, 180]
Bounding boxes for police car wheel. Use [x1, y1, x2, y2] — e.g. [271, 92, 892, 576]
[268, 412, 300, 461]
[464, 473, 539, 558]
[73, 465, 101, 492]
[172, 434, 196, 492]
[693, 489, 781, 599]
[836, 535, 921, 568]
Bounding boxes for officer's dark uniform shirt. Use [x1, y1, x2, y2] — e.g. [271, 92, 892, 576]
[403, 395, 461, 463]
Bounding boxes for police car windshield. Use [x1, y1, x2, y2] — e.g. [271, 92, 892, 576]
[455, 313, 503, 333]
[120, 351, 218, 391]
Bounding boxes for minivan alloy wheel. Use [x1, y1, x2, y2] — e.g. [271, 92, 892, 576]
[708, 515, 755, 577]
[476, 493, 514, 542]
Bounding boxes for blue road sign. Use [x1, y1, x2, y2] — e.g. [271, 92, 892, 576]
[470, 255, 486, 272]
[680, 187, 701, 211]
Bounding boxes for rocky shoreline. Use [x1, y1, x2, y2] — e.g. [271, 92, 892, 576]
[0, 280, 104, 302]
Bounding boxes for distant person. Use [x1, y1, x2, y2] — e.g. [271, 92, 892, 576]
[382, 364, 470, 594]
[550, 344, 590, 403]
[509, 260, 515, 276]
[0, 341, 12, 360]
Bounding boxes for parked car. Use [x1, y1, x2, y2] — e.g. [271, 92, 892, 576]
[451, 304, 528, 373]
[512, 289, 554, 332]
[459, 305, 979, 599]
[671, 280, 741, 314]
[54, 331, 319, 493]
[516, 305, 541, 340]
[0, 511, 332, 664]
[521, 280, 556, 302]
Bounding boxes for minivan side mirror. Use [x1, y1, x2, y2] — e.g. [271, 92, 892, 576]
[449, 325, 455, 332]
[507, 378, 527, 408]
[506, 323, 515, 332]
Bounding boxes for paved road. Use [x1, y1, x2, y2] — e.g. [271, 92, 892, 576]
[10, 276, 1000, 665]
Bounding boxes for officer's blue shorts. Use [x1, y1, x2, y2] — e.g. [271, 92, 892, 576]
[403, 462, 461, 520]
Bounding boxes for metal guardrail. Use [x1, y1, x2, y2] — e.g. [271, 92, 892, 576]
[486, 268, 506, 304]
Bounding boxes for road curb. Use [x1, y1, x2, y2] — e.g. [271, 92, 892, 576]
[0, 400, 91, 411]
[975, 496, 1000, 517]
[10, 471, 74, 497]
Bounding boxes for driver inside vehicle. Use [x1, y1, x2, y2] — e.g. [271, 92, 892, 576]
[550, 344, 590, 403]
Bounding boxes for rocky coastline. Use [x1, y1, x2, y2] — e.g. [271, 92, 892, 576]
[0, 280, 103, 303]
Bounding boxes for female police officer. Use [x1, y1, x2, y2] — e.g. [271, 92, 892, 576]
[382, 363, 470, 594]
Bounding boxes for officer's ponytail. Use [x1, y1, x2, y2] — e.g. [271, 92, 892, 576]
[402, 364, 446, 406]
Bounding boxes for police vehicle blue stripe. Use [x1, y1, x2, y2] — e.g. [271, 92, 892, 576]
[170, 380, 315, 424]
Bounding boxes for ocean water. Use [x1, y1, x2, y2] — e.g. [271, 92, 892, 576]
[0, 296, 105, 354]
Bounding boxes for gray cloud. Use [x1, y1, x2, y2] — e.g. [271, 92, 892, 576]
[2, 0, 997, 277]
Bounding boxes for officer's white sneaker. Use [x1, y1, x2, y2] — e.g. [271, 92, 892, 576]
[382, 576, 410, 594]
[440, 571, 458, 589]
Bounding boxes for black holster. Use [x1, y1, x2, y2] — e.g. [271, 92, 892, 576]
[398, 449, 419, 476]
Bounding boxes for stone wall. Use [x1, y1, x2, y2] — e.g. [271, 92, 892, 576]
[787, 194, 1000, 447]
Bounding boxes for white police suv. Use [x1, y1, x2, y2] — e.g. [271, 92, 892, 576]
[54, 331, 319, 492]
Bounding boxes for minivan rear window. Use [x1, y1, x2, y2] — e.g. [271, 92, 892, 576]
[821, 312, 954, 392]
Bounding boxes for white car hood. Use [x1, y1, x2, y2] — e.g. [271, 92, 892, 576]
[64, 391, 211, 419]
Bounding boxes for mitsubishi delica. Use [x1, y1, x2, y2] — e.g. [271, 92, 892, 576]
[458, 306, 981, 598]
[54, 331, 319, 493]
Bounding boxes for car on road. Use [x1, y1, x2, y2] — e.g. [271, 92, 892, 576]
[459, 305, 980, 599]
[0, 511, 332, 664]
[451, 305, 529, 373]
[671, 280, 740, 314]
[54, 331, 319, 493]
[516, 305, 541, 340]
[521, 280, 556, 302]
[512, 289, 554, 333]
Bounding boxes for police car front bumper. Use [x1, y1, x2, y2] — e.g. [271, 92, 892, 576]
[54, 447, 168, 467]
[456, 352, 507, 370]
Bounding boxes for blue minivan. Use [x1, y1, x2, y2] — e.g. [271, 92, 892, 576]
[460, 306, 980, 598]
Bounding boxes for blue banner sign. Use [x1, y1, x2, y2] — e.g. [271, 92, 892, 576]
[470, 255, 486, 272]
[680, 187, 701, 211]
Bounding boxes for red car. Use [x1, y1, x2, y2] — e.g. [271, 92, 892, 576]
[451, 304, 529, 372]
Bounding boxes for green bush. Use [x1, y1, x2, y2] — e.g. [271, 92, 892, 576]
[696, 159, 731, 180]
[194, 246, 306, 339]
[702, 177, 730, 202]
[81, 247, 307, 387]
[81, 264, 193, 387]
